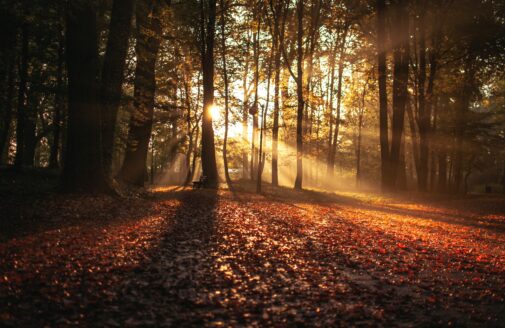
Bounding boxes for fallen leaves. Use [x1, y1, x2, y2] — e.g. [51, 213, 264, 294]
[0, 188, 504, 326]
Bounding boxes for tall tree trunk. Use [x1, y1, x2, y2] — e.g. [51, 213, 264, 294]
[61, 0, 109, 192]
[376, 0, 390, 191]
[250, 14, 260, 181]
[220, 0, 232, 186]
[22, 89, 37, 167]
[50, 27, 65, 169]
[257, 33, 274, 193]
[417, 2, 429, 191]
[100, 0, 136, 176]
[241, 32, 251, 180]
[329, 27, 348, 176]
[200, 0, 218, 188]
[304, 0, 322, 136]
[389, 0, 409, 190]
[356, 112, 363, 188]
[184, 74, 201, 185]
[293, 0, 304, 190]
[406, 99, 421, 181]
[118, 0, 162, 186]
[0, 53, 15, 163]
[14, 24, 29, 167]
[270, 0, 286, 187]
[326, 39, 338, 176]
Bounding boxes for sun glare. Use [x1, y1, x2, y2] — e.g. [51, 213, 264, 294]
[210, 104, 221, 120]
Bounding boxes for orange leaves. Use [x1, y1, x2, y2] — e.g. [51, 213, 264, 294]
[1, 188, 505, 326]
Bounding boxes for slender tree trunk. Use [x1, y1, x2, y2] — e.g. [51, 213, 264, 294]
[184, 75, 201, 185]
[118, 0, 162, 186]
[437, 152, 447, 192]
[417, 3, 429, 191]
[329, 27, 348, 176]
[257, 34, 274, 193]
[22, 89, 37, 167]
[241, 33, 251, 180]
[356, 112, 363, 188]
[220, 0, 232, 186]
[183, 78, 193, 185]
[406, 100, 421, 181]
[250, 14, 260, 181]
[326, 39, 338, 176]
[389, 0, 409, 190]
[15, 24, 29, 167]
[304, 0, 322, 136]
[293, 0, 304, 190]
[200, 0, 218, 188]
[100, 0, 136, 176]
[376, 0, 390, 190]
[61, 0, 109, 192]
[270, 0, 286, 187]
[50, 28, 65, 169]
[453, 61, 473, 194]
[0, 54, 15, 163]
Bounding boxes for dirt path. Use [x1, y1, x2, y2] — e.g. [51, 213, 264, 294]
[1, 188, 504, 327]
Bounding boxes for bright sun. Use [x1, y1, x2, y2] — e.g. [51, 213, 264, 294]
[210, 104, 221, 120]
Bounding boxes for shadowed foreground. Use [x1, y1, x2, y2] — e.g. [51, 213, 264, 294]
[1, 181, 505, 326]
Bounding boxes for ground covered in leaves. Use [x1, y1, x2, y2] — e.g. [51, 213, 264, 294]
[1, 172, 505, 327]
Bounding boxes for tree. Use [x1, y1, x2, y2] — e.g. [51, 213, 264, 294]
[118, 0, 164, 186]
[376, 0, 389, 191]
[14, 23, 29, 167]
[293, 0, 304, 190]
[100, 0, 136, 177]
[61, 0, 109, 192]
[200, 0, 219, 188]
[219, 0, 232, 186]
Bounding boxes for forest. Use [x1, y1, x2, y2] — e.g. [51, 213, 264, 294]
[1, 0, 505, 326]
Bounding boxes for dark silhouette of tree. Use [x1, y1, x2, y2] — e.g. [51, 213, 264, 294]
[200, 0, 219, 188]
[61, 0, 109, 192]
[119, 0, 164, 186]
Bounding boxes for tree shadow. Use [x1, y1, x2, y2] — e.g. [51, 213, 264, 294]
[84, 188, 220, 326]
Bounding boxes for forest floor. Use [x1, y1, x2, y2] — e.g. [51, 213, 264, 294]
[1, 169, 505, 327]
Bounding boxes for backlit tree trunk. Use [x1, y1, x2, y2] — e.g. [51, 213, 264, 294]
[293, 0, 304, 190]
[220, 0, 232, 186]
[388, 0, 409, 190]
[100, 0, 135, 176]
[376, 0, 390, 191]
[118, 0, 163, 186]
[200, 0, 219, 188]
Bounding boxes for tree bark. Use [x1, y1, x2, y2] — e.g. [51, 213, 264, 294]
[220, 0, 232, 186]
[416, 2, 429, 191]
[49, 26, 65, 169]
[328, 27, 348, 176]
[100, 0, 136, 176]
[293, 0, 304, 190]
[118, 0, 163, 186]
[388, 0, 409, 191]
[269, 0, 286, 187]
[14, 24, 29, 167]
[250, 13, 260, 181]
[241, 32, 251, 180]
[0, 49, 15, 163]
[200, 0, 219, 188]
[376, 0, 390, 191]
[61, 0, 109, 192]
